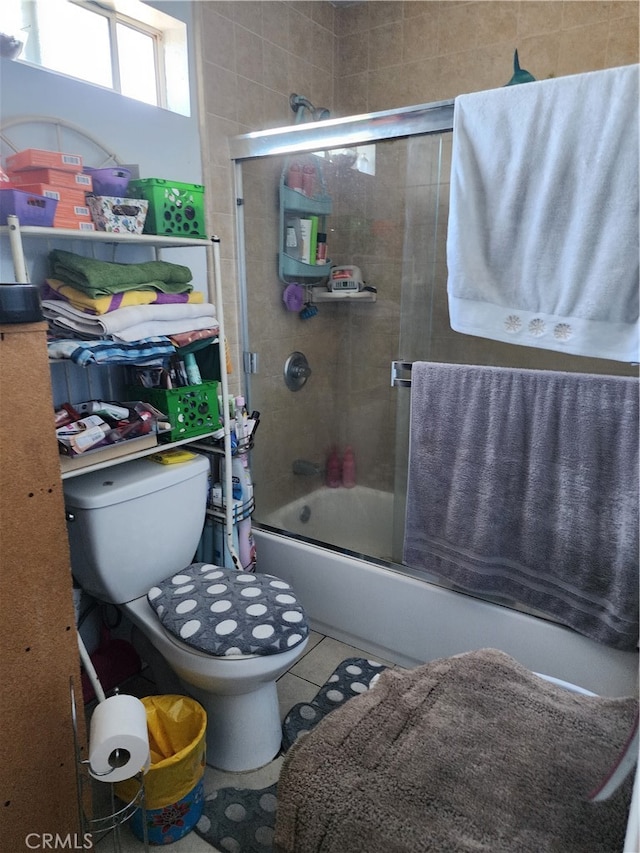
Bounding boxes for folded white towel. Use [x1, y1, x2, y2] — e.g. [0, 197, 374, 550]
[447, 65, 639, 363]
[42, 299, 218, 342]
[100, 317, 218, 343]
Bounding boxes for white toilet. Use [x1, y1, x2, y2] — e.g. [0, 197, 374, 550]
[63, 453, 309, 772]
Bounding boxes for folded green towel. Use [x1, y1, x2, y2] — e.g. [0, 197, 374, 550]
[49, 249, 193, 298]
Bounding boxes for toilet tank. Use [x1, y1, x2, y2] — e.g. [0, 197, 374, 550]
[63, 453, 210, 604]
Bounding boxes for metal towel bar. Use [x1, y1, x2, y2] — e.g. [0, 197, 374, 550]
[391, 360, 413, 387]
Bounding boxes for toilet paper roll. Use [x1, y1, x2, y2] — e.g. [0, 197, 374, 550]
[89, 694, 150, 783]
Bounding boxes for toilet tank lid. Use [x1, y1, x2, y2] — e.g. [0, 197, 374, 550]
[63, 453, 210, 510]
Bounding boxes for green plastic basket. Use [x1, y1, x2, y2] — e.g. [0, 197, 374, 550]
[129, 381, 220, 441]
[128, 178, 206, 239]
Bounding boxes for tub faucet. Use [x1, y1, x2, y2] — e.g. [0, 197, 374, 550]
[292, 459, 323, 477]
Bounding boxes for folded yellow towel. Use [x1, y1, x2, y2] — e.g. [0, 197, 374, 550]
[44, 278, 204, 315]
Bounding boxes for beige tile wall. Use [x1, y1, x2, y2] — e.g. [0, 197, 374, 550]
[195, 1, 339, 510]
[195, 1, 639, 512]
[195, 0, 336, 362]
[334, 2, 638, 382]
[334, 1, 639, 112]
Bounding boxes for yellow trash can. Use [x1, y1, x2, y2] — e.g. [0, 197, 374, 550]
[115, 694, 207, 845]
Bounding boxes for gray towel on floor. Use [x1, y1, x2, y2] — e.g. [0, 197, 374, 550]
[403, 363, 639, 651]
[274, 649, 638, 853]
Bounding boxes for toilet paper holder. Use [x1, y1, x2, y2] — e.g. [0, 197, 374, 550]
[70, 678, 150, 850]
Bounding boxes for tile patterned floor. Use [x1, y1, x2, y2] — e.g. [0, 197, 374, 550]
[92, 631, 397, 852]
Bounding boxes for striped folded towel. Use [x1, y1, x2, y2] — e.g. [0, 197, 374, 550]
[47, 336, 175, 366]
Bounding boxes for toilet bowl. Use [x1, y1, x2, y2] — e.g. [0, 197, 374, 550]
[123, 594, 308, 770]
[63, 454, 310, 772]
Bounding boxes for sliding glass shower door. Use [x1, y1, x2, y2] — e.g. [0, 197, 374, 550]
[230, 97, 637, 630]
[391, 133, 452, 563]
[234, 127, 451, 569]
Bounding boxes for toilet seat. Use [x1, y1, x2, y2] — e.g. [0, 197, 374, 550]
[161, 627, 257, 661]
[147, 563, 309, 658]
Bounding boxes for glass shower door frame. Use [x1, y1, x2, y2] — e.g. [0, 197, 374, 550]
[229, 98, 454, 571]
[229, 98, 455, 412]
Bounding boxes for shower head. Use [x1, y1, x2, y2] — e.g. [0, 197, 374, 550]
[312, 107, 331, 121]
[289, 93, 330, 123]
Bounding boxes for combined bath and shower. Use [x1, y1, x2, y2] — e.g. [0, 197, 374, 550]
[289, 93, 330, 123]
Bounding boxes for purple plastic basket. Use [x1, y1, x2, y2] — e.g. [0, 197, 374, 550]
[83, 167, 131, 196]
[0, 189, 58, 226]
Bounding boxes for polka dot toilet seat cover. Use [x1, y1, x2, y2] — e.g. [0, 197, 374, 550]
[147, 563, 309, 657]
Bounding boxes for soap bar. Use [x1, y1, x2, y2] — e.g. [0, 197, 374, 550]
[149, 448, 199, 465]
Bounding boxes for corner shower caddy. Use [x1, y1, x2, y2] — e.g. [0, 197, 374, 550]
[277, 156, 376, 303]
[278, 153, 332, 284]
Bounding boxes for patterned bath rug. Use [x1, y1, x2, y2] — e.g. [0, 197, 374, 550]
[281, 656, 388, 751]
[195, 657, 387, 852]
[196, 783, 278, 853]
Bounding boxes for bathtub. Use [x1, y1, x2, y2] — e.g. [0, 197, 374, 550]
[256, 488, 638, 698]
[261, 486, 395, 560]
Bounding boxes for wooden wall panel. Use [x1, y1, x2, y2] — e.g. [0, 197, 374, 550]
[0, 322, 86, 849]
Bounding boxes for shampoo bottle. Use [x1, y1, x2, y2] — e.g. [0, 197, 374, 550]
[342, 446, 356, 488]
[231, 455, 256, 571]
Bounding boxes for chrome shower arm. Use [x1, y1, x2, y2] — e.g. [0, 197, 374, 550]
[289, 93, 330, 123]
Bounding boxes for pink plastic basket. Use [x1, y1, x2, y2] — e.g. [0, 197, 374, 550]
[83, 167, 131, 196]
[0, 189, 58, 226]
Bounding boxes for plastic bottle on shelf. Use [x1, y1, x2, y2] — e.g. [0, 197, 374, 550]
[221, 455, 255, 571]
[218, 456, 254, 571]
[218, 394, 237, 454]
[235, 396, 249, 442]
[316, 232, 327, 264]
[220, 456, 242, 501]
[342, 446, 356, 488]
[245, 410, 260, 443]
[213, 508, 241, 569]
[286, 162, 303, 191]
[210, 482, 223, 511]
[212, 473, 239, 570]
[302, 164, 316, 197]
[184, 352, 202, 385]
[326, 447, 341, 488]
[233, 455, 256, 570]
[239, 453, 254, 501]
[237, 514, 256, 572]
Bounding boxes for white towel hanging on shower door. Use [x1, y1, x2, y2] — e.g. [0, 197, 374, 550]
[446, 64, 639, 363]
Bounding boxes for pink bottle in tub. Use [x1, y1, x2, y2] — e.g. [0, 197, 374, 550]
[342, 446, 356, 488]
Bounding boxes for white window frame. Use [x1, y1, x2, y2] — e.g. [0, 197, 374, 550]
[75, 1, 165, 109]
[5, 0, 189, 116]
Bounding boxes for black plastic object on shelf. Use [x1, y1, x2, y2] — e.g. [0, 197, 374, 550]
[0, 283, 44, 323]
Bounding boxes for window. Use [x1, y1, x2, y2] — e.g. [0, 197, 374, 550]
[1, 0, 189, 116]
